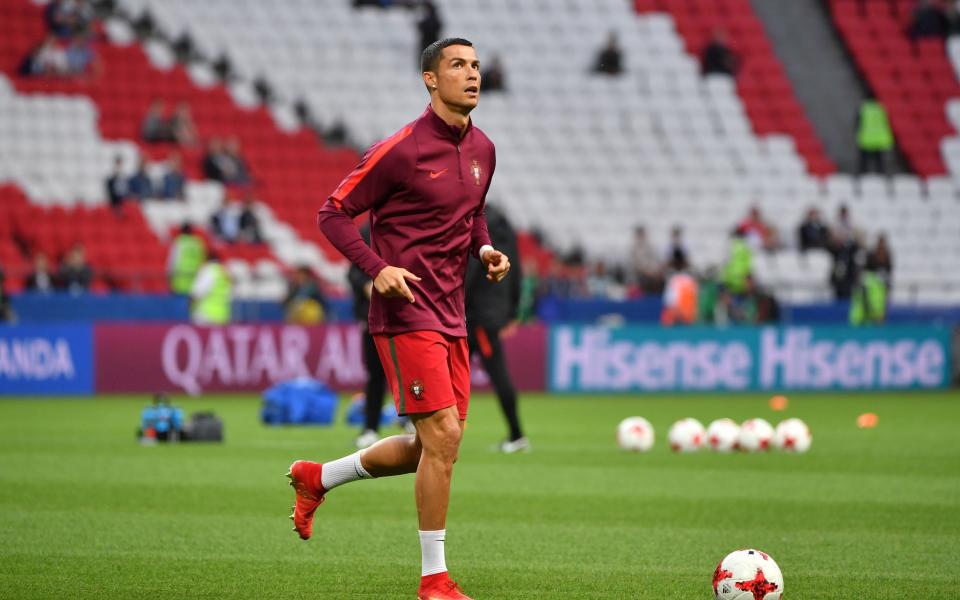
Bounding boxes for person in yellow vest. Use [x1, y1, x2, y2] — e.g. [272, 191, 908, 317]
[849, 269, 887, 326]
[190, 251, 232, 325]
[661, 252, 699, 326]
[856, 93, 894, 175]
[167, 223, 206, 295]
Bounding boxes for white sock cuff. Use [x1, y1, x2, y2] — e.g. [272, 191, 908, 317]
[353, 451, 372, 479]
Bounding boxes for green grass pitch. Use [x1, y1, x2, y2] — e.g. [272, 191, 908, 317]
[1, 391, 958, 599]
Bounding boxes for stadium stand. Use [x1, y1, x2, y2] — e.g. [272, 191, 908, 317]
[829, 0, 956, 177]
[1, 0, 959, 306]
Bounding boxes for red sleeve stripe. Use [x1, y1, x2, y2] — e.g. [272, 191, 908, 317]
[331, 125, 414, 203]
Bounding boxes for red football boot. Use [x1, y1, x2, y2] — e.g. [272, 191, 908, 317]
[286, 460, 326, 540]
[417, 572, 472, 600]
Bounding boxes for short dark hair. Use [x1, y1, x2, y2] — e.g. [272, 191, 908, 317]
[420, 37, 473, 73]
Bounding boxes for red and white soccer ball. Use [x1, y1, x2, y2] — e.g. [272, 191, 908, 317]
[617, 417, 655, 452]
[773, 418, 812, 453]
[713, 549, 784, 600]
[738, 418, 774, 452]
[706, 418, 740, 453]
[668, 418, 705, 452]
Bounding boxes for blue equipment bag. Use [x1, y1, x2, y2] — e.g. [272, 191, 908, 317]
[345, 393, 401, 427]
[261, 377, 338, 425]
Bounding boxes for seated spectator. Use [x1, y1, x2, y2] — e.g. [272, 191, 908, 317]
[45, 0, 94, 39]
[25, 253, 56, 293]
[57, 244, 93, 294]
[237, 195, 263, 243]
[481, 54, 507, 92]
[127, 156, 154, 201]
[64, 33, 99, 78]
[831, 204, 858, 247]
[797, 207, 830, 252]
[203, 137, 251, 186]
[910, 0, 947, 40]
[661, 252, 698, 326]
[284, 266, 326, 324]
[159, 152, 186, 200]
[829, 228, 862, 300]
[211, 195, 261, 244]
[736, 205, 779, 251]
[701, 29, 739, 76]
[417, 0, 443, 57]
[19, 35, 67, 77]
[593, 31, 623, 75]
[866, 232, 893, 289]
[169, 102, 199, 148]
[141, 99, 174, 143]
[105, 155, 129, 211]
[630, 225, 663, 293]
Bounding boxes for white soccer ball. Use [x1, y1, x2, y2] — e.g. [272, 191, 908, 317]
[668, 418, 705, 452]
[617, 417, 655, 452]
[773, 418, 812, 453]
[738, 418, 774, 452]
[713, 549, 783, 600]
[706, 418, 740, 453]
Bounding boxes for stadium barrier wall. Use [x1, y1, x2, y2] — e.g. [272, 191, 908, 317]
[549, 325, 953, 392]
[0, 324, 95, 394]
[93, 323, 547, 395]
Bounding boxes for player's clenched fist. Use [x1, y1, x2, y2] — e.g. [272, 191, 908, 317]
[482, 249, 510, 282]
[374, 265, 421, 303]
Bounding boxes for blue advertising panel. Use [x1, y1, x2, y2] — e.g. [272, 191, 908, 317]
[0, 324, 94, 395]
[549, 325, 952, 392]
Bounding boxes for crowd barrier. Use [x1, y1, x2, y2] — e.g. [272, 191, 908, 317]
[0, 323, 952, 395]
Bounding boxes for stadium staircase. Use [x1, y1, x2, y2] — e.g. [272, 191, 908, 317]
[828, 0, 957, 177]
[748, 0, 869, 174]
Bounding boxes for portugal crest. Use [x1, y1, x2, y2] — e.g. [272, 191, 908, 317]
[410, 379, 425, 400]
[471, 160, 482, 186]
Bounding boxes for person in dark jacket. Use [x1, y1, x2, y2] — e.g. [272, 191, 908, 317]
[465, 204, 528, 452]
[350, 224, 391, 449]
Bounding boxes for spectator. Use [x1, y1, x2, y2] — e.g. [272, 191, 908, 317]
[57, 243, 93, 294]
[142, 99, 174, 143]
[727, 274, 779, 324]
[159, 152, 186, 200]
[866, 232, 893, 289]
[910, 0, 948, 40]
[586, 261, 616, 299]
[855, 93, 894, 175]
[630, 225, 663, 293]
[169, 102, 199, 148]
[105, 155, 129, 211]
[481, 54, 507, 92]
[593, 31, 623, 75]
[797, 207, 830, 252]
[284, 266, 326, 324]
[20, 35, 67, 77]
[223, 137, 252, 185]
[190, 252, 231, 324]
[736, 205, 780, 251]
[697, 266, 722, 324]
[127, 156, 154, 201]
[167, 223, 206, 295]
[701, 29, 739, 76]
[64, 33, 98, 78]
[237, 194, 263, 244]
[417, 1, 443, 57]
[25, 253, 56, 293]
[664, 225, 690, 268]
[202, 138, 229, 181]
[829, 229, 862, 300]
[204, 137, 251, 186]
[661, 252, 698, 326]
[45, 0, 94, 39]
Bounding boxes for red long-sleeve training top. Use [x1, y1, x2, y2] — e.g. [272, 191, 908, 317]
[318, 105, 495, 338]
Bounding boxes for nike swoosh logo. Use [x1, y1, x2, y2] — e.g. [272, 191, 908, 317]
[429, 168, 448, 179]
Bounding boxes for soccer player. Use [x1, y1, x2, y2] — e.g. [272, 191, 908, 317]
[288, 38, 509, 600]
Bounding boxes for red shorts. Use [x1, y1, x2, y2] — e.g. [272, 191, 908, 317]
[373, 331, 470, 420]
